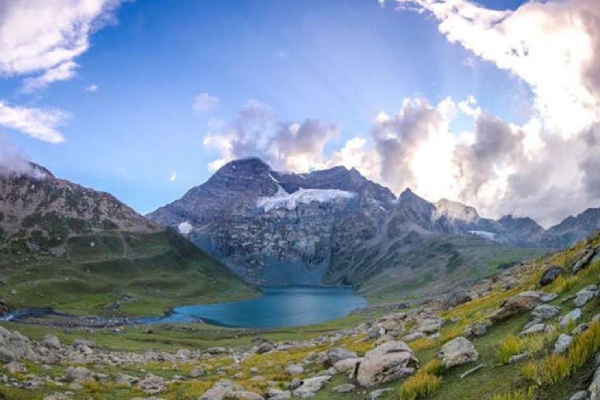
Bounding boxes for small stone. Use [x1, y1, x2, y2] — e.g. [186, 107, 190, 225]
[553, 334, 573, 354]
[42, 335, 61, 349]
[531, 304, 561, 320]
[367, 388, 393, 400]
[560, 309, 583, 328]
[540, 266, 563, 286]
[285, 364, 304, 376]
[189, 368, 204, 378]
[508, 354, 528, 364]
[332, 383, 356, 393]
[292, 375, 331, 398]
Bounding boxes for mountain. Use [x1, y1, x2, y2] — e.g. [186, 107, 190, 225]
[147, 158, 559, 299]
[545, 207, 600, 248]
[0, 164, 255, 316]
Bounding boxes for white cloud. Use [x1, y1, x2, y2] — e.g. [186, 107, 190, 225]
[0, 101, 68, 144]
[0, 0, 125, 86]
[393, 0, 600, 138]
[21, 61, 78, 93]
[193, 93, 220, 112]
[0, 134, 46, 178]
[85, 83, 99, 92]
[170, 172, 177, 182]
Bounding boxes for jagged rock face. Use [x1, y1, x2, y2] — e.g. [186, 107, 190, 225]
[0, 164, 158, 255]
[546, 208, 600, 248]
[146, 158, 600, 286]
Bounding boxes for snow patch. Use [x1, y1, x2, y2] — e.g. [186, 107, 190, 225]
[178, 221, 193, 235]
[469, 230, 497, 240]
[257, 188, 356, 212]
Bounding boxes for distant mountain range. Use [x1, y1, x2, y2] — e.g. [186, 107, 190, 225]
[147, 158, 600, 298]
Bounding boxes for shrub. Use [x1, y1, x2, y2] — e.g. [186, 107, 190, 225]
[398, 371, 442, 400]
[492, 386, 536, 400]
[498, 335, 522, 364]
[422, 358, 444, 376]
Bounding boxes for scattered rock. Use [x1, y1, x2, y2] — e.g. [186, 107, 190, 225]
[417, 317, 444, 334]
[137, 374, 166, 395]
[490, 293, 542, 322]
[332, 383, 356, 393]
[560, 309, 583, 328]
[333, 358, 361, 375]
[569, 391, 589, 400]
[553, 334, 573, 354]
[189, 368, 204, 378]
[439, 337, 478, 368]
[575, 287, 597, 307]
[116, 373, 138, 387]
[5, 361, 26, 374]
[256, 342, 275, 354]
[519, 323, 553, 337]
[199, 379, 244, 400]
[42, 335, 61, 349]
[325, 347, 357, 366]
[357, 341, 417, 387]
[224, 391, 265, 400]
[589, 365, 600, 400]
[65, 366, 95, 383]
[540, 265, 564, 286]
[531, 304, 561, 320]
[442, 289, 472, 310]
[464, 321, 491, 338]
[205, 347, 229, 355]
[573, 249, 596, 274]
[508, 354, 528, 364]
[402, 332, 426, 342]
[367, 388, 393, 400]
[285, 364, 304, 375]
[573, 323, 589, 335]
[265, 388, 291, 399]
[460, 363, 484, 379]
[292, 375, 331, 398]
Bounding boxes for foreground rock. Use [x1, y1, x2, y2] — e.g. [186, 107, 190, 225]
[442, 289, 472, 310]
[292, 375, 331, 398]
[490, 292, 544, 322]
[539, 265, 563, 286]
[199, 379, 244, 400]
[356, 341, 418, 387]
[439, 337, 479, 368]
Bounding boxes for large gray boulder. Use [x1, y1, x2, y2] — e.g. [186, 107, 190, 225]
[442, 289, 472, 310]
[438, 337, 479, 368]
[539, 265, 563, 286]
[590, 366, 600, 400]
[65, 366, 95, 382]
[491, 293, 542, 322]
[356, 341, 417, 387]
[532, 304, 561, 320]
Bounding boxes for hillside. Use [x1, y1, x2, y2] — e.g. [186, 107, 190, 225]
[0, 165, 256, 316]
[1, 230, 599, 399]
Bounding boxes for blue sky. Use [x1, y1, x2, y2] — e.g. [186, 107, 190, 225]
[1, 0, 599, 226]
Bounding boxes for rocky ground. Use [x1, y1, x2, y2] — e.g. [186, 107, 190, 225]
[1, 235, 600, 399]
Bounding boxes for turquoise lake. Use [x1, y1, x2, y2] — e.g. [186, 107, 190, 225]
[144, 286, 368, 329]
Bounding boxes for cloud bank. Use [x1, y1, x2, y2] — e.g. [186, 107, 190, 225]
[205, 0, 600, 227]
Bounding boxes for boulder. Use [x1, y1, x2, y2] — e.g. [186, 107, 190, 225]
[590, 366, 600, 400]
[325, 347, 357, 366]
[137, 374, 166, 395]
[285, 364, 304, 375]
[292, 375, 331, 398]
[224, 391, 265, 400]
[519, 323, 553, 337]
[464, 321, 492, 338]
[265, 388, 291, 399]
[560, 309, 582, 328]
[356, 341, 417, 387]
[367, 388, 393, 400]
[42, 335, 61, 349]
[438, 337, 478, 368]
[569, 391, 589, 400]
[539, 266, 563, 286]
[417, 317, 444, 334]
[532, 304, 561, 320]
[65, 366, 95, 382]
[573, 249, 596, 274]
[553, 334, 573, 354]
[333, 358, 362, 375]
[491, 293, 542, 322]
[199, 379, 244, 400]
[5, 361, 26, 374]
[442, 289, 472, 310]
[575, 288, 597, 307]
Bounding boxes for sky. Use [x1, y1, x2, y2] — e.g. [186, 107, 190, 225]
[0, 0, 599, 227]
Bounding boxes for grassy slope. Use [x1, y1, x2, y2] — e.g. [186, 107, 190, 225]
[1, 234, 599, 400]
[0, 229, 257, 316]
[359, 234, 547, 303]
